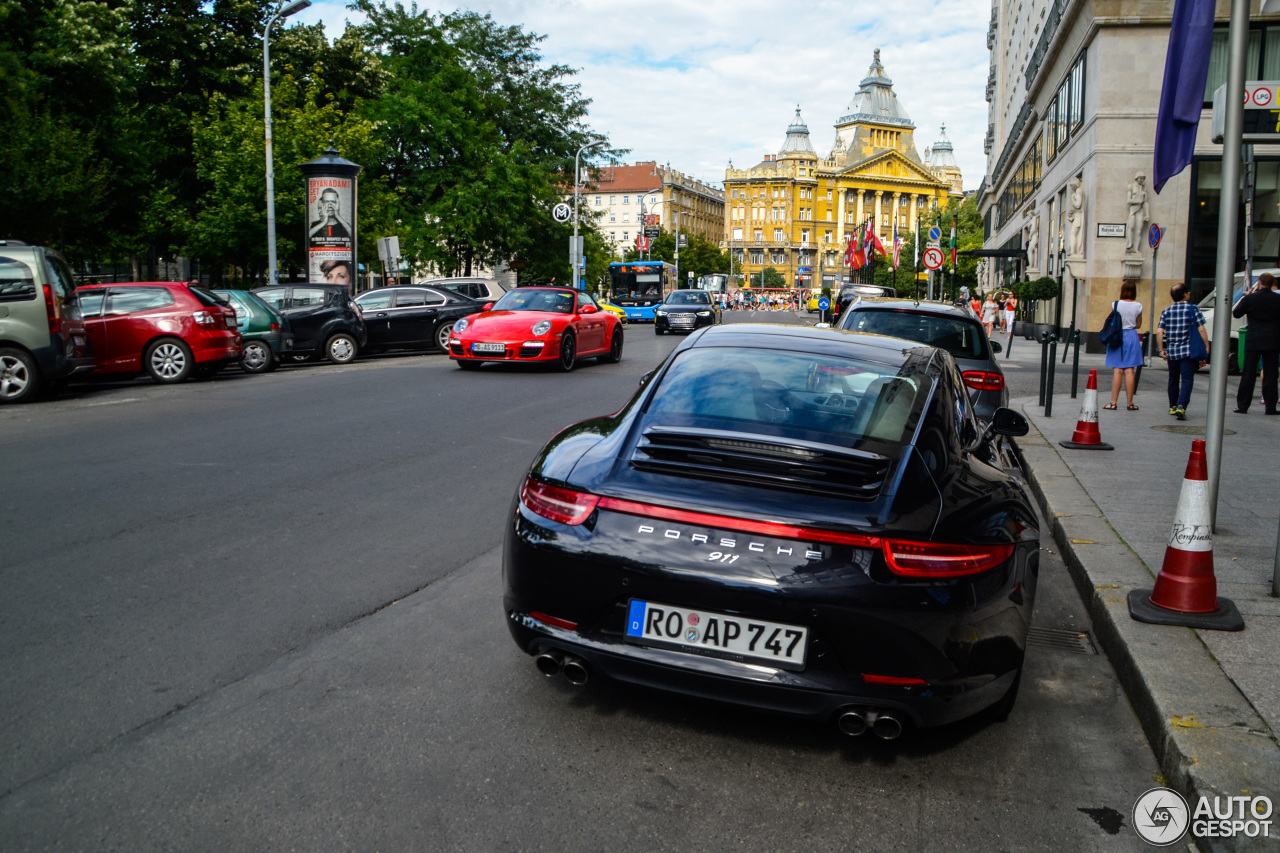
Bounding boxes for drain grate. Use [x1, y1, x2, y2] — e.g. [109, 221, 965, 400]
[1026, 626, 1097, 655]
[1151, 425, 1236, 436]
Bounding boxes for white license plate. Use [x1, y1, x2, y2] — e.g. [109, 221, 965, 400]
[625, 600, 808, 670]
[471, 342, 505, 354]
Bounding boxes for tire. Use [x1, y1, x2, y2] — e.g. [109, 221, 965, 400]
[0, 347, 40, 404]
[434, 321, 455, 353]
[557, 331, 576, 372]
[240, 340, 274, 374]
[325, 332, 358, 364]
[457, 360, 480, 370]
[600, 328, 624, 364]
[654, 325, 663, 335]
[144, 338, 193, 384]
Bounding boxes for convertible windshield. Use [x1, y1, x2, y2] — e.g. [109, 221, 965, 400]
[665, 291, 711, 306]
[645, 346, 930, 450]
[492, 288, 575, 314]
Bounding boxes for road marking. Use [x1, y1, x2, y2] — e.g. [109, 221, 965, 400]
[82, 397, 142, 407]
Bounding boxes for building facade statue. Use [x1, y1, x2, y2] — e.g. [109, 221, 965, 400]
[1026, 214, 1039, 271]
[1125, 172, 1149, 254]
[1067, 176, 1086, 256]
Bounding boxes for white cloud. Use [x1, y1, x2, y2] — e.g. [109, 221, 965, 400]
[291, 0, 991, 189]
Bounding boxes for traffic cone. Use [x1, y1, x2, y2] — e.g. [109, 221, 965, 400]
[1059, 369, 1114, 450]
[1128, 439, 1244, 631]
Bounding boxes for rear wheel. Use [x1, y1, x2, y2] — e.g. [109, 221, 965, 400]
[144, 339, 193, 384]
[325, 333, 358, 364]
[600, 328, 624, 363]
[434, 320, 455, 353]
[0, 348, 40, 404]
[557, 332, 576, 372]
[240, 340, 274, 373]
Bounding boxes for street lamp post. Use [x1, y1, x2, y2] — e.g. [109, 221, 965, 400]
[573, 140, 605, 288]
[263, 0, 311, 287]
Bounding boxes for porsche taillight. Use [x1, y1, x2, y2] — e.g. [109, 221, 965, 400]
[520, 476, 600, 526]
[882, 540, 1014, 578]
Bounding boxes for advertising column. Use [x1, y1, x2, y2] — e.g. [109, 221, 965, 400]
[300, 144, 363, 288]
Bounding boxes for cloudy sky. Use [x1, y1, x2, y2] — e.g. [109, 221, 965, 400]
[291, 0, 992, 190]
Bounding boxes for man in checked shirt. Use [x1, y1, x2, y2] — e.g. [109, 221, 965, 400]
[1156, 282, 1211, 421]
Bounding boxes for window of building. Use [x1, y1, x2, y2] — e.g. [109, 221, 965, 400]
[826, 189, 832, 200]
[650, 195, 657, 204]
[772, 250, 787, 264]
[750, 249, 764, 264]
[610, 196, 616, 205]
[610, 214, 616, 222]
[1045, 52, 1085, 163]
[774, 228, 784, 241]
[731, 189, 737, 199]
[996, 134, 1043, 228]
[754, 229, 764, 241]
[1186, 156, 1280, 303]
[623, 213, 630, 222]
[623, 195, 629, 204]
[801, 229, 810, 243]
[623, 231, 629, 241]
[733, 227, 744, 240]
[594, 196, 601, 205]
[1203, 25, 1280, 104]
[824, 230, 832, 242]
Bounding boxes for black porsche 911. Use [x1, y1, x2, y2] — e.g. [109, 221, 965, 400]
[503, 323, 1039, 738]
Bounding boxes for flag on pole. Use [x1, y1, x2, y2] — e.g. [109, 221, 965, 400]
[867, 218, 887, 259]
[844, 232, 857, 268]
[851, 226, 865, 269]
[1153, 0, 1215, 193]
[892, 218, 903, 270]
[948, 217, 957, 266]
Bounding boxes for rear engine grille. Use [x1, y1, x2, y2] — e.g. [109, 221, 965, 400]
[632, 426, 891, 499]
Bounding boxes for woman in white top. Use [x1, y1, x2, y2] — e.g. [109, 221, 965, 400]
[982, 294, 998, 336]
[1104, 280, 1144, 410]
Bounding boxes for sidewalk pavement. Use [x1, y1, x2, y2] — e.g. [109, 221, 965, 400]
[1012, 364, 1280, 851]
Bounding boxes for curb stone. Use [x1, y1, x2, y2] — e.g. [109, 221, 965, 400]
[1012, 415, 1280, 852]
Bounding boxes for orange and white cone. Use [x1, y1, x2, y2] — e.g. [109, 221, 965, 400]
[1059, 369, 1114, 450]
[1129, 439, 1244, 631]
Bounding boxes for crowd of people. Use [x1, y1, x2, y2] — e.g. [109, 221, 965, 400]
[713, 289, 807, 312]
[958, 285, 1018, 337]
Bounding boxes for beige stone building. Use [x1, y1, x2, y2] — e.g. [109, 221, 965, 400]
[573, 162, 724, 253]
[723, 52, 962, 290]
[978, 0, 1280, 352]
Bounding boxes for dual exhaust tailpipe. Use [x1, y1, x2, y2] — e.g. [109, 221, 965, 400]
[534, 649, 590, 686]
[837, 707, 904, 740]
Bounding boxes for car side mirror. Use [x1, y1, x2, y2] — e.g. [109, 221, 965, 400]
[991, 407, 1029, 436]
[579, 305, 597, 314]
[815, 323, 832, 329]
[990, 340, 1003, 354]
[481, 303, 493, 312]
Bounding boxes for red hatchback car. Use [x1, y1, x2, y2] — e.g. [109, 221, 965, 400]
[75, 282, 241, 383]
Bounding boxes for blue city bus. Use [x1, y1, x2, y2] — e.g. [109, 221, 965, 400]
[696, 273, 729, 293]
[608, 261, 675, 322]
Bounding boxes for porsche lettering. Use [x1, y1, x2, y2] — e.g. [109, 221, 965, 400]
[635, 523, 821, 560]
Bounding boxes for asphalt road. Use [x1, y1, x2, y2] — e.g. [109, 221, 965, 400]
[1, 310, 1161, 851]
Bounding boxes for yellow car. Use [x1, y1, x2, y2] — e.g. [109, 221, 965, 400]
[597, 298, 628, 324]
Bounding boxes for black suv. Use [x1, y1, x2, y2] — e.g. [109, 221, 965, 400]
[251, 284, 367, 364]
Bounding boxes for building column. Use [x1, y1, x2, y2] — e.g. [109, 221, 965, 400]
[873, 191, 884, 241]
[891, 191, 901, 235]
[837, 189, 847, 243]
[855, 190, 864, 226]
[909, 193, 919, 232]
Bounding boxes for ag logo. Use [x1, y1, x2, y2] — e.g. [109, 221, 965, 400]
[1133, 787, 1189, 845]
[552, 202, 572, 223]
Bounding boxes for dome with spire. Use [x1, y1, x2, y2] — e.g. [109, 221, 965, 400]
[837, 49, 914, 129]
[779, 106, 816, 156]
[928, 124, 959, 169]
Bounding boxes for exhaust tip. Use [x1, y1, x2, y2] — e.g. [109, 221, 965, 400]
[872, 712, 903, 740]
[534, 650, 564, 677]
[837, 710, 867, 737]
[561, 656, 590, 686]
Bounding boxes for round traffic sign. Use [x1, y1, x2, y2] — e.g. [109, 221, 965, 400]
[1254, 86, 1274, 107]
[552, 202, 572, 223]
[818, 297, 830, 311]
[1148, 223, 1162, 249]
[928, 226, 942, 243]
[923, 246, 944, 270]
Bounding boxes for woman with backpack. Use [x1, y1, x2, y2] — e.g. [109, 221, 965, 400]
[1103, 281, 1144, 410]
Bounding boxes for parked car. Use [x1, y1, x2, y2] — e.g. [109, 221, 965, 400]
[835, 283, 896, 314]
[837, 299, 1008, 421]
[0, 239, 95, 403]
[421, 277, 508, 304]
[448, 286, 622, 371]
[212, 289, 293, 373]
[596, 297, 628, 324]
[250, 284, 366, 364]
[654, 288, 720, 334]
[75, 282, 240, 383]
[354, 285, 481, 353]
[505, 323, 1037, 734]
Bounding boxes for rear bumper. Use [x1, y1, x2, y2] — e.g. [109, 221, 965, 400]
[192, 333, 242, 365]
[34, 333, 96, 380]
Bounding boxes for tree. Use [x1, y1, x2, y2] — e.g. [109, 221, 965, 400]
[749, 267, 786, 288]
[622, 231, 728, 284]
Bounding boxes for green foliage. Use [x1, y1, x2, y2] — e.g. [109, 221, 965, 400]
[749, 267, 786, 288]
[622, 230, 728, 283]
[1011, 277, 1059, 301]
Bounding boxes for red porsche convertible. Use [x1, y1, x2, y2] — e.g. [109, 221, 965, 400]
[448, 287, 624, 371]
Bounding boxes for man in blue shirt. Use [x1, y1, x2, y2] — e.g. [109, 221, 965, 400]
[1156, 282, 1210, 420]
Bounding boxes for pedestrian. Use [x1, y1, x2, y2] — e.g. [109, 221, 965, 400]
[960, 284, 970, 303]
[971, 294, 982, 319]
[1156, 282, 1210, 420]
[1103, 281, 1144, 410]
[982, 293, 998, 336]
[1231, 271, 1280, 414]
[1005, 293, 1017, 334]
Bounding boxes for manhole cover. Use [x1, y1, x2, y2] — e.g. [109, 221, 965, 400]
[1026, 626, 1097, 655]
[1151, 425, 1236, 435]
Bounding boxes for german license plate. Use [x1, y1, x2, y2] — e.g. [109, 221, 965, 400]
[625, 600, 807, 670]
[472, 342, 505, 354]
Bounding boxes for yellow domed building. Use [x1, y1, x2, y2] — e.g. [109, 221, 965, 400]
[723, 50, 962, 291]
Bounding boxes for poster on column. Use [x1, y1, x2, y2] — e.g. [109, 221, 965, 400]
[306, 176, 357, 286]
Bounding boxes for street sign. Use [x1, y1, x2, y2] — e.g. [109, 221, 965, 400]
[677, 234, 688, 248]
[818, 297, 830, 311]
[636, 235, 648, 251]
[552, 202, 572, 223]
[798, 266, 812, 272]
[1149, 223, 1163, 250]
[643, 226, 660, 239]
[376, 236, 400, 262]
[923, 246, 944, 270]
[644, 214, 659, 227]
[1212, 81, 1280, 142]
[928, 226, 942, 243]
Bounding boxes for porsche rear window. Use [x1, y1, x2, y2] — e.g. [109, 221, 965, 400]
[644, 346, 930, 450]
